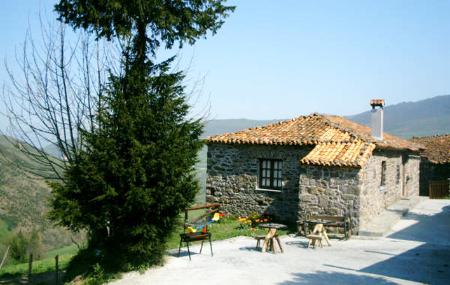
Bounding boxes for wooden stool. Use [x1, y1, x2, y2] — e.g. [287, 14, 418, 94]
[255, 235, 266, 249]
[307, 234, 323, 248]
[307, 223, 331, 248]
[255, 234, 284, 253]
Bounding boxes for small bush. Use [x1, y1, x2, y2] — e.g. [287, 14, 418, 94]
[8, 230, 44, 264]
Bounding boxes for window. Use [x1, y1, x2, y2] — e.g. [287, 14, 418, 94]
[396, 165, 401, 185]
[259, 159, 283, 190]
[380, 161, 386, 187]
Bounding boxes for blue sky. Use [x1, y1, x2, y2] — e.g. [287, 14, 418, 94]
[1, 0, 450, 120]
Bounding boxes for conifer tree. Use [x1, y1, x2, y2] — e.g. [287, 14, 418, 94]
[49, 0, 234, 269]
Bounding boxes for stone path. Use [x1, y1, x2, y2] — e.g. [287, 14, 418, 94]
[110, 198, 450, 285]
[358, 196, 425, 237]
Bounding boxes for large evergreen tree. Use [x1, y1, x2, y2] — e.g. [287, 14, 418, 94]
[49, 0, 234, 269]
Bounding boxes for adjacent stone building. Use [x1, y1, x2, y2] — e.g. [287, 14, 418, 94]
[206, 101, 422, 233]
[411, 134, 450, 196]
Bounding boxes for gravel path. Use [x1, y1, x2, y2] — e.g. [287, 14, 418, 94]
[110, 199, 450, 285]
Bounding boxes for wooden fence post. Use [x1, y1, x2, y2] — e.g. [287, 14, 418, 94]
[55, 255, 59, 285]
[28, 253, 33, 283]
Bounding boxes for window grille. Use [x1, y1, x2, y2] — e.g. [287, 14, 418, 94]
[259, 159, 283, 190]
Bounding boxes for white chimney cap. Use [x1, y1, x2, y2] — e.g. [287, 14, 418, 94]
[370, 99, 385, 109]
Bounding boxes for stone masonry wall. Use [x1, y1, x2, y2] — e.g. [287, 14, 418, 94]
[207, 142, 420, 232]
[298, 166, 362, 231]
[359, 150, 420, 228]
[403, 155, 420, 197]
[206, 143, 310, 224]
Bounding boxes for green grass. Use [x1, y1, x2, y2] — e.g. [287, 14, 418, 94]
[0, 217, 291, 281]
[44, 244, 79, 258]
[166, 216, 289, 249]
[0, 251, 74, 278]
[0, 244, 79, 279]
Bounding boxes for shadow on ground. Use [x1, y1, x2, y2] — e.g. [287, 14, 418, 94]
[238, 246, 261, 252]
[0, 271, 63, 285]
[387, 205, 450, 244]
[284, 240, 309, 248]
[361, 243, 450, 284]
[359, 205, 450, 284]
[278, 270, 398, 285]
[279, 203, 450, 285]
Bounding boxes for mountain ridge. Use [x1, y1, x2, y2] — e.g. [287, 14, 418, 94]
[202, 95, 450, 138]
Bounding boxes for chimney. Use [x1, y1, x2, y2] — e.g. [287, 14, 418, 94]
[370, 99, 385, 141]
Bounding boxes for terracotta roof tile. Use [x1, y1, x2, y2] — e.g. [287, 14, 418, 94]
[300, 141, 375, 167]
[207, 113, 421, 168]
[324, 115, 422, 151]
[411, 134, 450, 164]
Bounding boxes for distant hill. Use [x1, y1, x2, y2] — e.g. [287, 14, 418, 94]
[202, 119, 281, 138]
[0, 135, 80, 250]
[201, 95, 450, 139]
[347, 95, 450, 138]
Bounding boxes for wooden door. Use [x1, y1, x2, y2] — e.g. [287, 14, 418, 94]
[429, 180, 449, 199]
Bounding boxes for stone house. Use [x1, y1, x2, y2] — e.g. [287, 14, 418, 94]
[205, 100, 422, 232]
[411, 134, 450, 196]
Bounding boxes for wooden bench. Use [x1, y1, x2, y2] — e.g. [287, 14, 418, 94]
[301, 214, 352, 239]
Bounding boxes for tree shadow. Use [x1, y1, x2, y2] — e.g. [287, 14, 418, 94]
[359, 204, 450, 284]
[278, 270, 398, 285]
[0, 271, 63, 285]
[387, 205, 450, 244]
[278, 202, 450, 285]
[360, 243, 450, 285]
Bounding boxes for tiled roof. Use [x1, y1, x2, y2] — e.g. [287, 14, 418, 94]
[207, 113, 422, 168]
[301, 141, 375, 167]
[410, 134, 450, 164]
[324, 115, 422, 152]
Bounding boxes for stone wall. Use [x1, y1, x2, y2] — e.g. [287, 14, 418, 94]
[206, 143, 310, 224]
[403, 154, 420, 197]
[359, 150, 420, 228]
[206, 143, 421, 232]
[298, 166, 362, 230]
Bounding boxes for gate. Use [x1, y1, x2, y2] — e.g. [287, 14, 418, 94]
[429, 180, 449, 199]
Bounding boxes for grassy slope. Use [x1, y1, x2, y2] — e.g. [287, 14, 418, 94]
[0, 219, 10, 241]
[0, 135, 79, 252]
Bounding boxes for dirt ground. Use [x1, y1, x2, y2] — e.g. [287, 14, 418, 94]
[110, 199, 450, 285]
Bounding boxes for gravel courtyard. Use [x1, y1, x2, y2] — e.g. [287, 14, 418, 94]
[110, 199, 450, 285]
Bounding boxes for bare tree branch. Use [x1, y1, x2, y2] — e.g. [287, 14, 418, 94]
[1, 17, 116, 181]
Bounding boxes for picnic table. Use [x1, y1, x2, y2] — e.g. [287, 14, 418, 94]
[256, 223, 287, 253]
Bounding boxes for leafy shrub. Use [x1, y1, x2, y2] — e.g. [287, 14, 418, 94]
[8, 230, 44, 263]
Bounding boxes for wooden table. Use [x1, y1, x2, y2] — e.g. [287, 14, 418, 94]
[257, 223, 287, 253]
